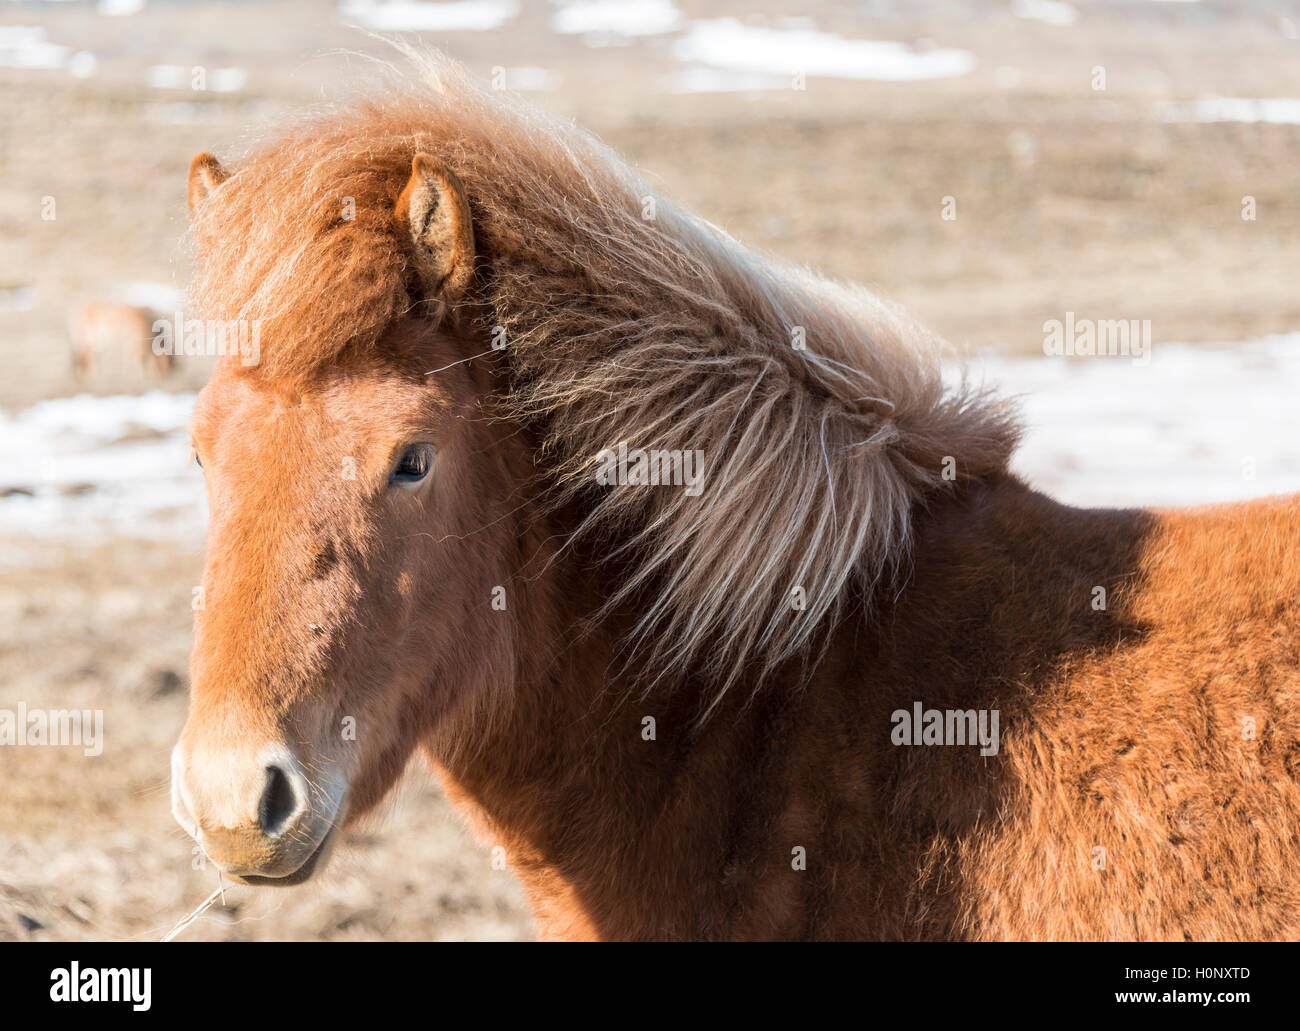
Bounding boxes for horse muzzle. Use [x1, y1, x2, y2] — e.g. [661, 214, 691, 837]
[170, 742, 346, 885]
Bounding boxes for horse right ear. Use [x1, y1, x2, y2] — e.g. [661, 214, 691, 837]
[187, 152, 229, 216]
[395, 153, 476, 311]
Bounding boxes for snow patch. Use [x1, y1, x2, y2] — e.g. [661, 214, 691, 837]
[672, 20, 975, 82]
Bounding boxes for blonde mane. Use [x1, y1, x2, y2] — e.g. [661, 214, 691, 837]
[190, 55, 1020, 709]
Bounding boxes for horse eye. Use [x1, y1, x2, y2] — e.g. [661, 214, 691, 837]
[390, 444, 435, 486]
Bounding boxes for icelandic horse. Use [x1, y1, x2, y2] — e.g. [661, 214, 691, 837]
[169, 61, 1300, 940]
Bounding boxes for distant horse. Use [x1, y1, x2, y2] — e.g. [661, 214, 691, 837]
[170, 60, 1300, 940]
[71, 299, 173, 381]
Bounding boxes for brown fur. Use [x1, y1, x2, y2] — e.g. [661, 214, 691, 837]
[172, 57, 1300, 940]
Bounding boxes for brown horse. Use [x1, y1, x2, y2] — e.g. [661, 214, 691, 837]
[71, 299, 174, 381]
[170, 60, 1300, 940]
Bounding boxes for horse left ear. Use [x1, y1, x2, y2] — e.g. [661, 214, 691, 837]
[396, 153, 475, 310]
[187, 152, 229, 216]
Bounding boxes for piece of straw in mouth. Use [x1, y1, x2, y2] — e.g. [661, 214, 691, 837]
[161, 884, 225, 942]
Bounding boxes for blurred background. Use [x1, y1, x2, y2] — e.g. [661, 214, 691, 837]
[1, 0, 1298, 941]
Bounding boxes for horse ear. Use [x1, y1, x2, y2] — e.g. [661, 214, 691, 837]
[187, 152, 229, 216]
[396, 153, 475, 309]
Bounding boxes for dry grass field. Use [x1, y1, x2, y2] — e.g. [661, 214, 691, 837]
[2, 0, 1298, 941]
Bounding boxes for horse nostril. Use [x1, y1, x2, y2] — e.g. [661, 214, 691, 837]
[258, 764, 300, 836]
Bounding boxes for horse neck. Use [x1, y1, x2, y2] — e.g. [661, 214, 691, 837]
[422, 475, 1175, 939]
[422, 493, 847, 937]
[419, 519, 627, 927]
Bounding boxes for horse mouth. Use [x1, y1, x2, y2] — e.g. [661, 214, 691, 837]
[229, 823, 339, 887]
